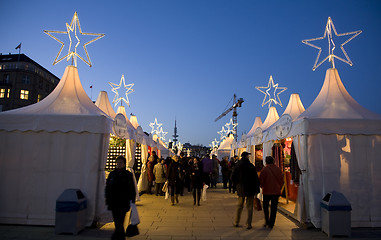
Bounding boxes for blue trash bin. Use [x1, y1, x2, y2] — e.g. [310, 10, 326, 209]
[55, 189, 87, 235]
[320, 191, 352, 237]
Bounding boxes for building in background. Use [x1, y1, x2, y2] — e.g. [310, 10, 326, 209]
[0, 53, 60, 111]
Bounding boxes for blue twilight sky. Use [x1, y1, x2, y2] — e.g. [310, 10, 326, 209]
[1, 0, 381, 146]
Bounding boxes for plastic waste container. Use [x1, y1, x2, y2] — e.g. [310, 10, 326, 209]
[320, 191, 352, 237]
[55, 189, 87, 235]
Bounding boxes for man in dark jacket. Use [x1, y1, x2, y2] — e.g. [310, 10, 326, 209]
[105, 156, 136, 240]
[232, 151, 260, 229]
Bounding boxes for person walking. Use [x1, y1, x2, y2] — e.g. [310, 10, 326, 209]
[105, 156, 136, 240]
[260, 156, 284, 229]
[146, 155, 155, 194]
[153, 158, 167, 196]
[167, 155, 181, 205]
[201, 155, 213, 187]
[232, 152, 260, 230]
[178, 152, 189, 196]
[190, 157, 204, 206]
[220, 156, 230, 189]
[211, 155, 220, 188]
[228, 155, 239, 193]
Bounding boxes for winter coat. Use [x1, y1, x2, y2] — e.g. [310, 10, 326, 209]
[147, 161, 155, 182]
[190, 161, 203, 189]
[153, 163, 167, 184]
[202, 157, 213, 173]
[232, 157, 260, 197]
[105, 169, 136, 211]
[167, 161, 181, 187]
[220, 159, 230, 177]
[260, 164, 284, 195]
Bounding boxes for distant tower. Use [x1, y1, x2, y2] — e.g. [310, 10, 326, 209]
[173, 119, 179, 145]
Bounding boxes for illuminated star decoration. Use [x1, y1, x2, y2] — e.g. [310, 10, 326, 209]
[44, 11, 104, 67]
[225, 118, 238, 136]
[256, 75, 287, 108]
[186, 149, 191, 157]
[149, 118, 163, 134]
[302, 16, 362, 71]
[177, 142, 183, 152]
[217, 126, 228, 140]
[109, 75, 135, 107]
[209, 138, 220, 151]
[156, 127, 168, 141]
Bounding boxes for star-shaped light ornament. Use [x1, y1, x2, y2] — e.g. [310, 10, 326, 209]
[44, 12, 104, 67]
[302, 17, 362, 71]
[209, 138, 220, 151]
[149, 118, 163, 134]
[256, 75, 287, 108]
[217, 126, 228, 140]
[224, 118, 238, 136]
[177, 142, 184, 152]
[156, 127, 168, 141]
[109, 75, 134, 107]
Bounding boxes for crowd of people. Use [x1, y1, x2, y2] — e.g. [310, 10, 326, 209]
[105, 151, 283, 238]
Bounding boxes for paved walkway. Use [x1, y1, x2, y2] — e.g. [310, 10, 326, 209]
[1, 184, 381, 240]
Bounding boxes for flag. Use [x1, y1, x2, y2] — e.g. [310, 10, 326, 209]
[90, 85, 93, 88]
[15, 43, 21, 50]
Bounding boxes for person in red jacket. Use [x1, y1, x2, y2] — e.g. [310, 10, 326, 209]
[259, 156, 284, 229]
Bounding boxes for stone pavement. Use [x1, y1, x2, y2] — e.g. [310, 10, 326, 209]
[1, 184, 381, 240]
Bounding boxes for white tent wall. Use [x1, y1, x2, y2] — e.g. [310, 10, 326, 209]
[0, 130, 110, 226]
[294, 134, 381, 228]
[266, 68, 381, 228]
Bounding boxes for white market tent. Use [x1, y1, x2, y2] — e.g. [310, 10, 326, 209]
[0, 66, 112, 226]
[95, 91, 116, 119]
[217, 134, 235, 160]
[264, 68, 381, 227]
[246, 117, 263, 162]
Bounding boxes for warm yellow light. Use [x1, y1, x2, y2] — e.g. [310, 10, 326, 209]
[256, 75, 287, 108]
[109, 75, 134, 107]
[302, 17, 362, 71]
[44, 11, 105, 67]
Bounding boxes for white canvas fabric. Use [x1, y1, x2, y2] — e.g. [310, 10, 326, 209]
[95, 91, 116, 120]
[261, 68, 381, 227]
[0, 66, 112, 225]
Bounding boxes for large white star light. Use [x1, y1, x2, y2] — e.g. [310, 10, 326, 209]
[302, 17, 362, 71]
[256, 75, 287, 108]
[156, 127, 168, 141]
[225, 118, 238, 136]
[149, 118, 163, 134]
[217, 126, 228, 140]
[109, 75, 134, 107]
[44, 12, 104, 67]
[209, 138, 220, 150]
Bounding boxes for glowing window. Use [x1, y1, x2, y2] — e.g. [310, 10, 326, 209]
[20, 90, 29, 100]
[37, 94, 42, 102]
[0, 89, 5, 98]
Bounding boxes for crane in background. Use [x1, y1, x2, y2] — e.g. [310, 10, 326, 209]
[215, 94, 244, 140]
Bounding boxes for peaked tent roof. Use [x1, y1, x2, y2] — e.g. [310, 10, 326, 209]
[260, 106, 280, 131]
[282, 93, 305, 119]
[130, 115, 139, 129]
[0, 66, 111, 133]
[95, 91, 116, 119]
[116, 106, 136, 139]
[290, 68, 381, 135]
[247, 117, 263, 137]
[218, 134, 235, 150]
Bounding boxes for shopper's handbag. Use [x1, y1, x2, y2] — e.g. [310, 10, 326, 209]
[126, 201, 140, 237]
[162, 180, 168, 192]
[254, 197, 262, 211]
[126, 223, 139, 237]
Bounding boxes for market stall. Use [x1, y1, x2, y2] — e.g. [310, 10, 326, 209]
[0, 65, 112, 226]
[266, 68, 381, 227]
